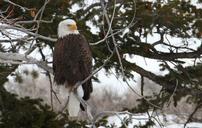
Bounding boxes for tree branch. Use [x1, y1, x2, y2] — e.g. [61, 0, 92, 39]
[123, 59, 202, 96]
[125, 43, 202, 61]
[100, 0, 126, 79]
[3, 0, 32, 11]
[0, 52, 53, 73]
[184, 103, 202, 128]
[0, 25, 57, 42]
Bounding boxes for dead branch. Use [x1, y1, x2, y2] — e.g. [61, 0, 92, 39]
[184, 103, 202, 128]
[100, 0, 126, 80]
[3, 0, 32, 11]
[0, 25, 57, 42]
[0, 52, 53, 73]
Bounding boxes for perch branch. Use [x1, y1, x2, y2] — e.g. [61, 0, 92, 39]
[58, 50, 115, 122]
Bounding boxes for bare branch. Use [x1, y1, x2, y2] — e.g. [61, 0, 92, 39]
[90, 1, 116, 46]
[166, 79, 179, 107]
[0, 25, 57, 42]
[100, 0, 126, 80]
[15, 19, 54, 24]
[82, 3, 101, 14]
[3, 0, 32, 11]
[0, 36, 34, 43]
[184, 103, 202, 128]
[126, 42, 202, 61]
[99, 0, 162, 110]
[0, 52, 53, 73]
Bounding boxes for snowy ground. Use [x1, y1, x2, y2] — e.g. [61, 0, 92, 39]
[99, 113, 202, 128]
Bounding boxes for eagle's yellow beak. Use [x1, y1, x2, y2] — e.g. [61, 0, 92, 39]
[69, 24, 77, 31]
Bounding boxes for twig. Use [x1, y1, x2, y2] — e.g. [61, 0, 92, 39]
[125, 77, 161, 109]
[100, 0, 137, 81]
[90, 1, 116, 46]
[0, 37, 34, 43]
[100, 0, 126, 80]
[152, 111, 164, 128]
[101, 1, 162, 109]
[3, 0, 32, 11]
[76, 50, 114, 87]
[15, 19, 54, 24]
[82, 3, 100, 15]
[0, 25, 57, 42]
[166, 79, 178, 107]
[0, 52, 53, 73]
[48, 72, 54, 110]
[92, 111, 132, 125]
[184, 103, 202, 128]
[141, 75, 144, 96]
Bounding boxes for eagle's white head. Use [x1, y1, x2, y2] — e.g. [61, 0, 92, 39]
[58, 19, 79, 38]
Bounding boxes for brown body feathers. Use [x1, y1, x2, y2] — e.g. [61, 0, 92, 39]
[53, 34, 92, 101]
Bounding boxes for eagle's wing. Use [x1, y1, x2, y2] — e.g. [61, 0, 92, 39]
[80, 35, 92, 75]
[53, 40, 62, 83]
[53, 39, 68, 85]
[79, 35, 93, 100]
[53, 43, 57, 74]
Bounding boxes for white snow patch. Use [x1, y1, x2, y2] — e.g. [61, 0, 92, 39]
[98, 113, 202, 128]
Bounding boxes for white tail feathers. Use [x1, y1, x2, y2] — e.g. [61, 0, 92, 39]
[67, 85, 84, 117]
[54, 83, 84, 117]
[68, 92, 80, 117]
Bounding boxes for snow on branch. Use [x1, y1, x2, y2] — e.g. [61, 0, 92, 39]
[0, 52, 53, 74]
[0, 25, 57, 42]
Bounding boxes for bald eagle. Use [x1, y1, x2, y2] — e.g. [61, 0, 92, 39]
[53, 19, 92, 117]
